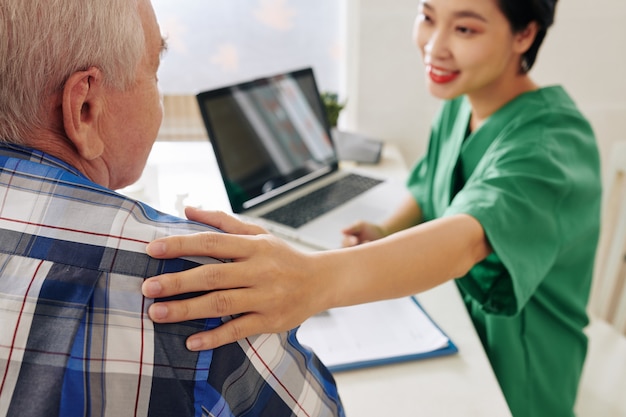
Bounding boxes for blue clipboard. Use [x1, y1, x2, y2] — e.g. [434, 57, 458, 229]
[298, 296, 458, 373]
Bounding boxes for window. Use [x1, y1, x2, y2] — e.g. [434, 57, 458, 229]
[153, 0, 341, 94]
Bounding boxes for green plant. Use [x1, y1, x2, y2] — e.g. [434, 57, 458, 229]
[320, 91, 346, 128]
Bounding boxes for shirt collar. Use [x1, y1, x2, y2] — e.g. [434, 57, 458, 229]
[0, 142, 88, 179]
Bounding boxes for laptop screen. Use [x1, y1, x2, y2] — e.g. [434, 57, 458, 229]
[196, 68, 338, 213]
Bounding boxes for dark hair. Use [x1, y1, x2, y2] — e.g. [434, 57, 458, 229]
[497, 0, 558, 72]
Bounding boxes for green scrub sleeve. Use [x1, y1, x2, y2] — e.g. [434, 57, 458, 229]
[443, 137, 570, 316]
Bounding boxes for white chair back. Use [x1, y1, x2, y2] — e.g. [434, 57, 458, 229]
[576, 140, 626, 416]
[590, 140, 626, 334]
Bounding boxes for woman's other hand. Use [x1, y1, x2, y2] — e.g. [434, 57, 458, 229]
[341, 221, 386, 247]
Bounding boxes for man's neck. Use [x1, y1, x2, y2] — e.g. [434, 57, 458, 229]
[24, 130, 110, 188]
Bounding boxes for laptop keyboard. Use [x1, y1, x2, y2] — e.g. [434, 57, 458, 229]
[261, 173, 383, 228]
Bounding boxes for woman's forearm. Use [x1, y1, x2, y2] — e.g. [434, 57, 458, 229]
[380, 195, 424, 236]
[315, 213, 492, 310]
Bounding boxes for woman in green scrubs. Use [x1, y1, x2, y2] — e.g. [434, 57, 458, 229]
[141, 1, 601, 416]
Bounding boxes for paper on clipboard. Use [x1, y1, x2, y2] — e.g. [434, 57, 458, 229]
[297, 296, 457, 372]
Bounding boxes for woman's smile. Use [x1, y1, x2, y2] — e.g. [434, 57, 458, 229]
[427, 64, 460, 84]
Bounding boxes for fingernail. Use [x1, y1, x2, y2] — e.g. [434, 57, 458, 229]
[146, 241, 166, 256]
[142, 280, 162, 297]
[186, 337, 203, 351]
[150, 303, 168, 320]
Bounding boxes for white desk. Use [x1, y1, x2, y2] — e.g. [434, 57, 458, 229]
[126, 141, 512, 417]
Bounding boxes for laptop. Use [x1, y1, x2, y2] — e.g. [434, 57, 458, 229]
[196, 68, 408, 250]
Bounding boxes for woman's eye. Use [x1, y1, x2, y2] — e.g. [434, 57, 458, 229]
[418, 12, 433, 24]
[456, 26, 475, 35]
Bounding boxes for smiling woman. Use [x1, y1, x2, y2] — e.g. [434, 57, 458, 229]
[150, 0, 341, 94]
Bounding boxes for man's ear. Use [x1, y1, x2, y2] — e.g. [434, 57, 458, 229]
[62, 67, 106, 161]
[514, 21, 540, 55]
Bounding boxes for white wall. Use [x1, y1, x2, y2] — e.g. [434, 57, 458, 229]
[342, 0, 436, 166]
[343, 0, 626, 176]
[534, 0, 626, 180]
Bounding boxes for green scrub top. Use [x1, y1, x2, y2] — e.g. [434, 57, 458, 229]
[407, 86, 601, 417]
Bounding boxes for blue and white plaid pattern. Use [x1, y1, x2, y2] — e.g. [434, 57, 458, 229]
[0, 144, 344, 417]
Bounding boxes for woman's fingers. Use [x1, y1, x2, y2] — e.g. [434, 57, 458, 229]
[184, 207, 266, 235]
[184, 313, 284, 351]
[148, 287, 256, 323]
[142, 261, 247, 299]
[146, 209, 275, 261]
[146, 230, 264, 260]
[143, 233, 279, 302]
[142, 221, 327, 350]
[342, 234, 360, 247]
[147, 287, 301, 350]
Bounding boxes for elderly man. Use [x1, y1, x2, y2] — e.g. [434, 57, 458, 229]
[0, 0, 343, 416]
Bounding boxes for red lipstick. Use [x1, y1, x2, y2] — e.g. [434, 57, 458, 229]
[427, 65, 460, 84]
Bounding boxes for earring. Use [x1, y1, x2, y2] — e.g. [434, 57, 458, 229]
[521, 57, 530, 73]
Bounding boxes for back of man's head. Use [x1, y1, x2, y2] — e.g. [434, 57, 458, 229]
[0, 0, 145, 144]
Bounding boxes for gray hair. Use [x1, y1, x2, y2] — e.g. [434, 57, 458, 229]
[0, 0, 145, 144]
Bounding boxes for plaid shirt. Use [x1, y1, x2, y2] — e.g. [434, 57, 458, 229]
[0, 144, 344, 417]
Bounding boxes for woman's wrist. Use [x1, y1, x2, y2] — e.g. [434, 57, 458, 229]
[377, 224, 390, 238]
[307, 249, 352, 311]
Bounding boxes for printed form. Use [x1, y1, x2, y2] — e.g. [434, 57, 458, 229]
[297, 296, 454, 371]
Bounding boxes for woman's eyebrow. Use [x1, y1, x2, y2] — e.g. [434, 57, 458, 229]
[420, 1, 488, 23]
[452, 10, 488, 23]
